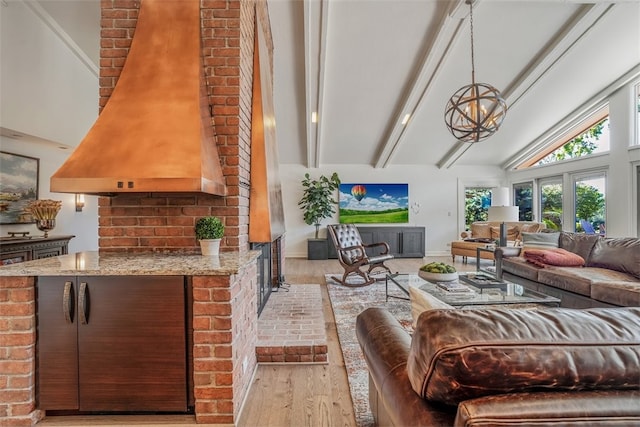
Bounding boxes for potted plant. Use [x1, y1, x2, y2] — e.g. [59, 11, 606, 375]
[195, 216, 225, 256]
[298, 172, 341, 239]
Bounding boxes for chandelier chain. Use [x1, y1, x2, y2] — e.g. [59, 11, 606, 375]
[469, 0, 475, 84]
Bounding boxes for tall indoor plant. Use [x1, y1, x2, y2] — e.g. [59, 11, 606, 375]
[298, 172, 341, 238]
[195, 216, 225, 256]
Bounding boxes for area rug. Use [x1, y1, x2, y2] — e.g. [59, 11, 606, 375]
[325, 274, 412, 427]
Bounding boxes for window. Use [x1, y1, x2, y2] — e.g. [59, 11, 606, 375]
[464, 187, 491, 228]
[539, 178, 562, 230]
[514, 182, 533, 221]
[574, 172, 606, 233]
[518, 106, 609, 168]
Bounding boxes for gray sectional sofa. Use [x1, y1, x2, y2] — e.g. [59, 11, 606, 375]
[495, 232, 640, 308]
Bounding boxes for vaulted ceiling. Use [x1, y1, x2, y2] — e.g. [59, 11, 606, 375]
[12, 0, 640, 172]
[269, 0, 640, 169]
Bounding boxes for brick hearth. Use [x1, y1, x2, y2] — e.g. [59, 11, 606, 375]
[256, 285, 328, 363]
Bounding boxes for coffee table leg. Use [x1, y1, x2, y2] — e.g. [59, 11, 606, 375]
[385, 276, 389, 301]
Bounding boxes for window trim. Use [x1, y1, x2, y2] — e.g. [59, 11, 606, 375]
[517, 106, 609, 169]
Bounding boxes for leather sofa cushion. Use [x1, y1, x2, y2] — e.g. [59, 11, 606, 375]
[471, 223, 491, 239]
[559, 232, 601, 262]
[454, 390, 640, 427]
[490, 225, 519, 241]
[406, 307, 640, 406]
[588, 237, 640, 279]
[591, 280, 640, 307]
[537, 267, 598, 296]
[502, 257, 541, 281]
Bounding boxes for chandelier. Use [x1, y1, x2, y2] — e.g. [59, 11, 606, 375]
[444, 0, 507, 143]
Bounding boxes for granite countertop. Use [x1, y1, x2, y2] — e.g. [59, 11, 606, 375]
[0, 250, 261, 276]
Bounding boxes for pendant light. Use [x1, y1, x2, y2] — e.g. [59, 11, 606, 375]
[444, 0, 507, 143]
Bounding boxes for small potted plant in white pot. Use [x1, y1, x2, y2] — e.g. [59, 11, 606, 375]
[195, 216, 225, 256]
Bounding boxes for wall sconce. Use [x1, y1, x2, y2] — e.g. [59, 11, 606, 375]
[75, 194, 85, 212]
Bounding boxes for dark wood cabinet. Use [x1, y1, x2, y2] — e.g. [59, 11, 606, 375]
[37, 275, 188, 412]
[328, 226, 425, 258]
[0, 235, 73, 265]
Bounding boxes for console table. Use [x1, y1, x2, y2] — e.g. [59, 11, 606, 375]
[0, 235, 74, 265]
[327, 225, 425, 259]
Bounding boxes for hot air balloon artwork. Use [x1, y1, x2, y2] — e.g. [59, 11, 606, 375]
[339, 183, 409, 224]
[351, 184, 366, 202]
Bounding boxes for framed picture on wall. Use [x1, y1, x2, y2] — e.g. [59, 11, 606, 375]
[0, 151, 39, 224]
[339, 183, 409, 224]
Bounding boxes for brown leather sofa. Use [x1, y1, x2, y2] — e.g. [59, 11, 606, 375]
[356, 306, 640, 427]
[495, 232, 640, 308]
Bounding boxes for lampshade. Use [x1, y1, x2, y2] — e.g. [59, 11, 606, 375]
[491, 187, 510, 206]
[488, 206, 519, 222]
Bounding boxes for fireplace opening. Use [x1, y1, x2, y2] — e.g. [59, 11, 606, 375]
[251, 236, 285, 316]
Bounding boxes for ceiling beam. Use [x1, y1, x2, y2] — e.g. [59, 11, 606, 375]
[436, 2, 613, 169]
[303, 0, 329, 168]
[373, 0, 467, 169]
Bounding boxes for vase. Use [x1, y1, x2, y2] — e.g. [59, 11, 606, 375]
[199, 238, 221, 256]
[36, 219, 56, 238]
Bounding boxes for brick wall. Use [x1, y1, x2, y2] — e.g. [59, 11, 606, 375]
[97, 0, 274, 254]
[0, 276, 43, 427]
[192, 260, 257, 423]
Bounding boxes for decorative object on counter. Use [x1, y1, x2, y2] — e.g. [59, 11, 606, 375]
[195, 216, 225, 256]
[24, 199, 62, 238]
[298, 172, 340, 239]
[418, 262, 458, 282]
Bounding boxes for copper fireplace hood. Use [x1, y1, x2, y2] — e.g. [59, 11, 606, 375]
[50, 0, 226, 196]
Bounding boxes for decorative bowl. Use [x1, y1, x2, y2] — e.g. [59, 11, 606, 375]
[418, 270, 458, 282]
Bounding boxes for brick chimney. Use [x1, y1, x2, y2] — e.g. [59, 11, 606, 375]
[96, 0, 273, 255]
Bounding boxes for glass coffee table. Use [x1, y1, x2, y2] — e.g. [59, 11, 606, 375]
[385, 273, 560, 308]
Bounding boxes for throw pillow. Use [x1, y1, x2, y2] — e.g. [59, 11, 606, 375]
[523, 248, 585, 267]
[520, 232, 560, 257]
[409, 286, 453, 328]
[559, 232, 601, 262]
[489, 225, 519, 242]
[588, 237, 640, 279]
[520, 223, 542, 233]
[470, 223, 491, 239]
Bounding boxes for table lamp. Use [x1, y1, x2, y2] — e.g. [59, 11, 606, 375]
[488, 188, 519, 247]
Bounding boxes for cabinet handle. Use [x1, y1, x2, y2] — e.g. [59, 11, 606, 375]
[62, 281, 74, 323]
[79, 282, 89, 325]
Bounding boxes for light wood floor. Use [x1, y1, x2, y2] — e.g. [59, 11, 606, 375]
[39, 256, 481, 427]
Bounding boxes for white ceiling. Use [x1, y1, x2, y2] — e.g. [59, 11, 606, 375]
[25, 0, 640, 170]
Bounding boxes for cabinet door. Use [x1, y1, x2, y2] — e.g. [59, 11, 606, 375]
[37, 276, 79, 409]
[78, 276, 187, 412]
[400, 228, 425, 258]
[373, 229, 401, 256]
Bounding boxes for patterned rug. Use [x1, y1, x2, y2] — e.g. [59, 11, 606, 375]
[325, 274, 412, 427]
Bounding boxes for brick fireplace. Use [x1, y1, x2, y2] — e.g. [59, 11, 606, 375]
[0, 0, 283, 425]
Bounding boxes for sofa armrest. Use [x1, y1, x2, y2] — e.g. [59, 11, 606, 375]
[494, 246, 521, 258]
[356, 307, 455, 427]
[455, 390, 640, 427]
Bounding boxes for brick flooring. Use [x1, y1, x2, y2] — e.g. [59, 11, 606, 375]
[256, 284, 328, 363]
